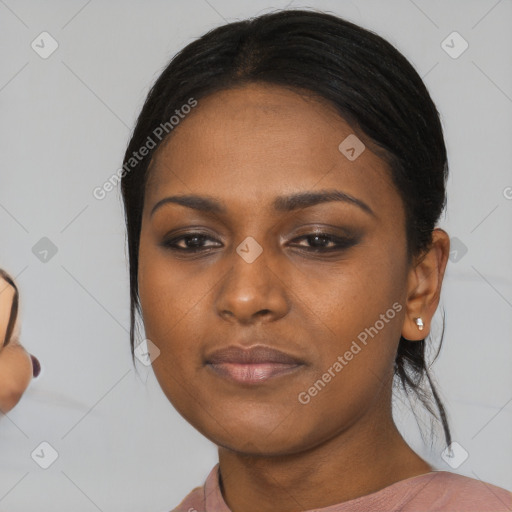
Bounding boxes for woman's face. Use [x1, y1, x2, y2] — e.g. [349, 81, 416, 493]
[138, 83, 415, 455]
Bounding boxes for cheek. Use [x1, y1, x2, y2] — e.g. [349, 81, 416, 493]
[311, 248, 404, 330]
[291, 263, 404, 438]
[138, 240, 197, 335]
[137, 238, 215, 370]
[305, 245, 406, 384]
[138, 236, 181, 355]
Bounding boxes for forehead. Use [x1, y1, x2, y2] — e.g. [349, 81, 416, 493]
[144, 83, 398, 215]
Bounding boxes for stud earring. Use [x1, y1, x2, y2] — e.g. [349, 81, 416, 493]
[414, 317, 424, 331]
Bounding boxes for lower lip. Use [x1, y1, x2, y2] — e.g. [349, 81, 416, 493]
[206, 362, 303, 384]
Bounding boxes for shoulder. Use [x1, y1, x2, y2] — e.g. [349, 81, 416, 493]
[402, 471, 512, 512]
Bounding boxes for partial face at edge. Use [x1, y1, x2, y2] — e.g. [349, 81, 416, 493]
[137, 83, 411, 455]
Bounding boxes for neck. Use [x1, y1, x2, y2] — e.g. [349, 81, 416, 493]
[217, 408, 432, 512]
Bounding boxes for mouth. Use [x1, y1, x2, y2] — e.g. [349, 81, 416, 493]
[205, 344, 306, 385]
[206, 361, 304, 384]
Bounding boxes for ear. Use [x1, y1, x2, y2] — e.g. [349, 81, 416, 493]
[402, 228, 450, 341]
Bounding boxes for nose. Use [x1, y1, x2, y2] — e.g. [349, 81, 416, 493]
[215, 248, 290, 325]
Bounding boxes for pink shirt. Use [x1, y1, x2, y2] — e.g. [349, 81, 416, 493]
[171, 464, 512, 511]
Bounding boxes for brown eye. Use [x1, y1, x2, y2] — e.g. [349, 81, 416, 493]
[162, 232, 221, 252]
[290, 233, 359, 252]
[161, 231, 359, 255]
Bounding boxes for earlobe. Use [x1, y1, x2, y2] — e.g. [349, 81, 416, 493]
[402, 315, 428, 341]
[401, 229, 450, 341]
[414, 317, 424, 331]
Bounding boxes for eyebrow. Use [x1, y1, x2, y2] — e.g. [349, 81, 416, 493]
[150, 189, 376, 218]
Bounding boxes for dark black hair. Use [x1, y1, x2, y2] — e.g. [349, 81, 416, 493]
[0, 268, 19, 348]
[120, 8, 451, 448]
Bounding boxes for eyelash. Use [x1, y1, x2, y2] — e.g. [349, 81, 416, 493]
[161, 231, 358, 254]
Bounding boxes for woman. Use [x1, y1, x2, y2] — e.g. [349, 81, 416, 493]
[0, 269, 40, 414]
[120, 9, 512, 511]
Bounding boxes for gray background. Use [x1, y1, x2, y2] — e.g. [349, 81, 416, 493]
[0, 0, 511, 510]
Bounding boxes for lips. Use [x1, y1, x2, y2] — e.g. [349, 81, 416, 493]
[205, 345, 305, 385]
[206, 345, 304, 365]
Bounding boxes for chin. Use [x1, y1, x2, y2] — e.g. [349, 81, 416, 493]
[197, 410, 313, 456]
